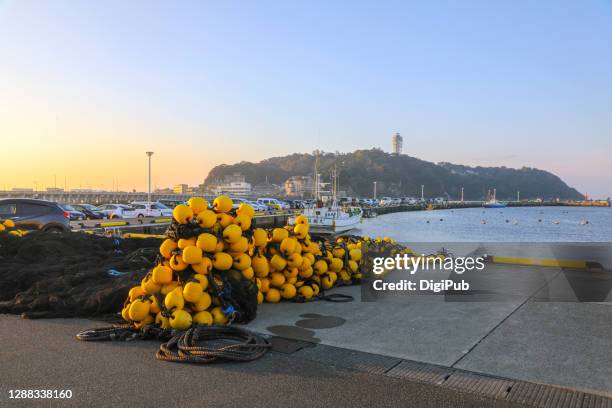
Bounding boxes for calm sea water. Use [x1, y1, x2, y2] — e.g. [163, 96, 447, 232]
[355, 206, 612, 242]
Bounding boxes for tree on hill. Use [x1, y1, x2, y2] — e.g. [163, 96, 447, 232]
[204, 149, 582, 200]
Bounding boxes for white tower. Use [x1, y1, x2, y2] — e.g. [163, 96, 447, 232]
[392, 132, 403, 155]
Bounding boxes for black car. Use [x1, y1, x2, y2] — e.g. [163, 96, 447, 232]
[0, 198, 71, 232]
[58, 204, 86, 221]
[72, 204, 106, 220]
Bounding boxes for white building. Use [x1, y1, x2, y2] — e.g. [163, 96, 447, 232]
[212, 181, 252, 196]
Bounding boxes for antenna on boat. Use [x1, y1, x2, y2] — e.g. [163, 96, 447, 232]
[313, 150, 321, 203]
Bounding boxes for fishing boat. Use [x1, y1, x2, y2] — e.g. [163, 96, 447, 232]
[362, 208, 377, 218]
[483, 188, 507, 208]
[298, 204, 363, 235]
[290, 155, 362, 235]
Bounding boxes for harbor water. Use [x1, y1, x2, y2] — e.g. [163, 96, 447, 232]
[356, 206, 612, 242]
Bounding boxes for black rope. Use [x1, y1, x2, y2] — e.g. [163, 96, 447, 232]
[75, 324, 172, 342]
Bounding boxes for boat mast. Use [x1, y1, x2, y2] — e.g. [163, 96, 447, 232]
[313, 151, 320, 202]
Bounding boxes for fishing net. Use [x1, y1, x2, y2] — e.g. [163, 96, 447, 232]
[0, 232, 162, 320]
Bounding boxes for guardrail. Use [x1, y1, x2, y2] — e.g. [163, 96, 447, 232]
[71, 210, 303, 234]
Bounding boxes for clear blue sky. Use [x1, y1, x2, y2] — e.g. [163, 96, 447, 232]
[1, 0, 611, 197]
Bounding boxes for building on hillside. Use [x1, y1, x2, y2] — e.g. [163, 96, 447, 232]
[207, 173, 252, 196]
[252, 182, 282, 197]
[284, 175, 315, 198]
[211, 181, 251, 196]
[173, 184, 188, 194]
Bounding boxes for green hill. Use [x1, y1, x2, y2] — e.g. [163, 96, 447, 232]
[204, 149, 583, 200]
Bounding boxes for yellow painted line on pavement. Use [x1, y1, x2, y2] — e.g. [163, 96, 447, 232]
[123, 233, 166, 239]
[151, 218, 171, 224]
[97, 221, 129, 227]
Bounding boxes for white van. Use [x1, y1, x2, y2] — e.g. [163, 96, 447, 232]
[124, 201, 173, 218]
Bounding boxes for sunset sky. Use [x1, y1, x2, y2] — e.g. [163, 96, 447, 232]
[1, 1, 610, 197]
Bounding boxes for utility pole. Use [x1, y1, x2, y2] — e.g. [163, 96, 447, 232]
[373, 181, 377, 200]
[461, 187, 464, 202]
[421, 184, 424, 201]
[146, 151, 154, 202]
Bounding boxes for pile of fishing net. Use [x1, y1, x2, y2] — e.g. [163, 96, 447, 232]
[0, 232, 161, 319]
[0, 195, 409, 326]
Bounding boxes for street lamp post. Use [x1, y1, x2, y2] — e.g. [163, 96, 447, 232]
[146, 151, 154, 202]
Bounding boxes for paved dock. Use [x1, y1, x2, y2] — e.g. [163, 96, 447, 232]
[247, 263, 612, 397]
[1, 263, 611, 406]
[0, 315, 518, 407]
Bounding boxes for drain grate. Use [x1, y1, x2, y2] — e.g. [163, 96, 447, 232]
[582, 393, 612, 408]
[507, 381, 585, 408]
[385, 360, 452, 385]
[443, 370, 514, 399]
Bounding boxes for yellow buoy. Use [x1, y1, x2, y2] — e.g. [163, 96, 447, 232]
[187, 197, 208, 214]
[213, 196, 233, 213]
[172, 204, 193, 224]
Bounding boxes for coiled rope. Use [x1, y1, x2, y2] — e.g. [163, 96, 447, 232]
[76, 324, 271, 364]
[156, 325, 271, 364]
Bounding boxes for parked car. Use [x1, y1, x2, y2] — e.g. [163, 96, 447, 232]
[231, 198, 269, 212]
[0, 198, 70, 232]
[99, 203, 133, 219]
[72, 204, 106, 220]
[230, 197, 249, 209]
[124, 202, 173, 218]
[402, 197, 418, 205]
[245, 200, 269, 212]
[361, 198, 377, 206]
[158, 199, 185, 209]
[378, 197, 392, 206]
[257, 198, 289, 210]
[59, 204, 86, 221]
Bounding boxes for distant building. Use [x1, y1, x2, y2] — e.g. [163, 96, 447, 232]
[392, 132, 403, 155]
[252, 182, 282, 197]
[209, 173, 252, 196]
[284, 175, 314, 198]
[212, 182, 251, 196]
[12, 187, 34, 192]
[173, 184, 188, 194]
